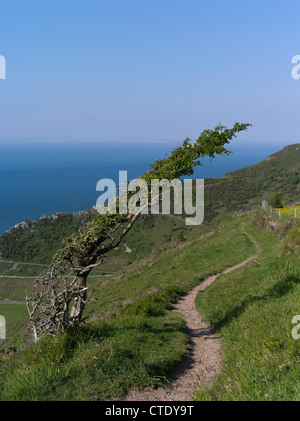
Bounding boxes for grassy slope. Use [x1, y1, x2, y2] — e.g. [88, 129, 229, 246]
[0, 214, 299, 401]
[0, 144, 299, 400]
[86, 218, 254, 319]
[195, 215, 300, 401]
[0, 214, 195, 303]
[0, 143, 298, 309]
[205, 143, 300, 213]
[0, 303, 27, 349]
[0, 216, 257, 400]
[0, 210, 98, 264]
[0, 143, 299, 267]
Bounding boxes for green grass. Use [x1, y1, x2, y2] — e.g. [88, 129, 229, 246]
[0, 286, 192, 400]
[0, 215, 257, 400]
[0, 214, 195, 301]
[0, 303, 189, 400]
[0, 303, 28, 350]
[194, 218, 300, 400]
[87, 217, 255, 319]
[0, 278, 34, 301]
[1, 213, 299, 401]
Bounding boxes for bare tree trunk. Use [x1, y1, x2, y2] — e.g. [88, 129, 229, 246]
[70, 273, 89, 323]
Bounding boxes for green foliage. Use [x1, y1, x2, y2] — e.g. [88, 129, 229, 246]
[0, 210, 97, 263]
[122, 285, 185, 317]
[56, 122, 251, 270]
[205, 143, 300, 214]
[24, 123, 252, 340]
[286, 174, 300, 186]
[269, 192, 283, 208]
[143, 123, 251, 181]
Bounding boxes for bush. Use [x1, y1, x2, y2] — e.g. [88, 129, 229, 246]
[269, 192, 283, 208]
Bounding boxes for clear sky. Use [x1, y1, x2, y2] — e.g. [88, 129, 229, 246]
[0, 0, 300, 144]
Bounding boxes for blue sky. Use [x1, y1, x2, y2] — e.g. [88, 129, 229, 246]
[0, 0, 300, 144]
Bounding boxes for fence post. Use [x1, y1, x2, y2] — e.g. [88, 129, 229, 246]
[0, 315, 5, 340]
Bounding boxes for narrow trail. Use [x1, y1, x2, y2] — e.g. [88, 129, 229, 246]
[125, 252, 257, 401]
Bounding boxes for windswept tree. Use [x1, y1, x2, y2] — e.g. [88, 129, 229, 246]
[26, 123, 251, 342]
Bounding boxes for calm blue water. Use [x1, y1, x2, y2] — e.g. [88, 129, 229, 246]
[0, 141, 287, 235]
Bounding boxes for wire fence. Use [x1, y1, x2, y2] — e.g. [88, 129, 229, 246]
[262, 201, 300, 221]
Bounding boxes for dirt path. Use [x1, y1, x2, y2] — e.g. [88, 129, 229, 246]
[125, 254, 257, 401]
[242, 231, 262, 255]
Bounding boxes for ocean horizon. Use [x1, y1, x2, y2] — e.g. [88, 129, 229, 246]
[0, 140, 290, 235]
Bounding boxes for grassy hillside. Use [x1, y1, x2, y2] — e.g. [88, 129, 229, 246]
[0, 144, 299, 267]
[0, 144, 299, 401]
[0, 210, 98, 264]
[0, 215, 260, 400]
[195, 214, 300, 400]
[205, 143, 300, 214]
[1, 211, 299, 401]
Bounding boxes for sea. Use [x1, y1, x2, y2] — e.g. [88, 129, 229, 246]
[0, 140, 289, 235]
